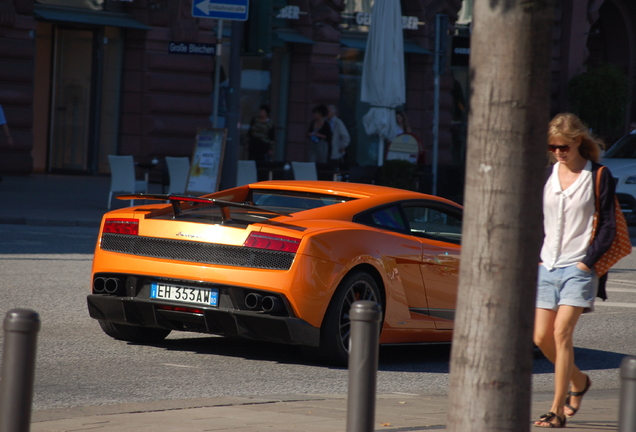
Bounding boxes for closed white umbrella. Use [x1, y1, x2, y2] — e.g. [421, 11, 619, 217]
[360, 0, 405, 166]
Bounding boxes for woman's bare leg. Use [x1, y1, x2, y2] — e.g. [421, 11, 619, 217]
[533, 306, 585, 426]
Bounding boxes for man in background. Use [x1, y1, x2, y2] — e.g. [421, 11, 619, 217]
[327, 105, 350, 167]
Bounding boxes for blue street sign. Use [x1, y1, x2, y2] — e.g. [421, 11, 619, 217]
[192, 0, 249, 20]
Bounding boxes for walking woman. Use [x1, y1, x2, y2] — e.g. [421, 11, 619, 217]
[534, 113, 616, 428]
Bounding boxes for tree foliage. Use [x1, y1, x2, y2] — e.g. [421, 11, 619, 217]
[568, 64, 630, 140]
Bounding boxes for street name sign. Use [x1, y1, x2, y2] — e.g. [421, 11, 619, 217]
[192, 0, 249, 20]
[169, 42, 216, 55]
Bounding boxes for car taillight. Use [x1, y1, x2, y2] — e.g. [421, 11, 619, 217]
[103, 218, 139, 235]
[243, 232, 300, 253]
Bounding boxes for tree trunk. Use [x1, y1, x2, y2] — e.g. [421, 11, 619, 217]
[447, 1, 555, 432]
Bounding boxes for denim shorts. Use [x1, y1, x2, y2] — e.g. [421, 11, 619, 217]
[536, 264, 598, 312]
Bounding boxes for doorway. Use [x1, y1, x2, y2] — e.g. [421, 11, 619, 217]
[48, 26, 123, 173]
[50, 28, 92, 171]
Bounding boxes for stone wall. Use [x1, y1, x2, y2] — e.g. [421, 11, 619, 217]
[0, 0, 35, 174]
[120, 0, 216, 162]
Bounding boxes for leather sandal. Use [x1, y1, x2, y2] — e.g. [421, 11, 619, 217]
[535, 412, 566, 428]
[565, 374, 591, 418]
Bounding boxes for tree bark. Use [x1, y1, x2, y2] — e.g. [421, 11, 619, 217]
[447, 1, 555, 432]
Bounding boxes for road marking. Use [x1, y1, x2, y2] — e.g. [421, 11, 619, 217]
[607, 279, 636, 286]
[606, 288, 636, 293]
[595, 302, 636, 308]
[160, 363, 198, 368]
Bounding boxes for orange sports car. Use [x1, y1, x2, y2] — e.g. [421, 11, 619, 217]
[87, 181, 462, 365]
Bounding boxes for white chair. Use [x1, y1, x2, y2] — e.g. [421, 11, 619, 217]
[237, 160, 258, 186]
[291, 161, 318, 181]
[107, 155, 148, 210]
[165, 156, 191, 194]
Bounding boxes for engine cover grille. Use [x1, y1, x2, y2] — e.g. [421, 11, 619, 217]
[100, 233, 294, 270]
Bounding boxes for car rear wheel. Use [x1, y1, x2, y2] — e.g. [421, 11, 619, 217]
[98, 320, 171, 343]
[313, 270, 382, 366]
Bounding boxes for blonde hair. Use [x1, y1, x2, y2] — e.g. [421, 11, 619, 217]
[547, 113, 605, 162]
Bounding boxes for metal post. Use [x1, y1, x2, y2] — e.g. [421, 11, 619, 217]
[432, 14, 448, 197]
[0, 309, 41, 432]
[346, 300, 382, 432]
[619, 356, 636, 432]
[219, 20, 244, 190]
[432, 72, 440, 196]
[212, 19, 223, 128]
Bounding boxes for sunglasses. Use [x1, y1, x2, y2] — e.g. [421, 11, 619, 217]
[548, 144, 571, 153]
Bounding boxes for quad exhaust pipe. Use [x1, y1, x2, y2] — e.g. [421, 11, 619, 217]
[93, 277, 121, 294]
[262, 296, 284, 314]
[244, 293, 263, 310]
[244, 293, 284, 314]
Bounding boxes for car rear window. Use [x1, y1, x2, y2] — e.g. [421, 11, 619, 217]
[250, 189, 355, 212]
[154, 189, 356, 225]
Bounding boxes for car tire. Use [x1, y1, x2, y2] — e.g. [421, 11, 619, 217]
[98, 320, 171, 343]
[312, 270, 382, 366]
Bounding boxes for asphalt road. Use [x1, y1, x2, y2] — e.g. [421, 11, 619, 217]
[0, 224, 634, 411]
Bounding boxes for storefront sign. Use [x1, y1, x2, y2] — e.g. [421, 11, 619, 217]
[354, 12, 420, 30]
[192, 0, 249, 20]
[187, 129, 227, 194]
[276, 5, 300, 19]
[168, 42, 216, 55]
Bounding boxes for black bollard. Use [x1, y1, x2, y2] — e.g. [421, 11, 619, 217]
[346, 300, 382, 432]
[0, 309, 41, 432]
[619, 356, 636, 432]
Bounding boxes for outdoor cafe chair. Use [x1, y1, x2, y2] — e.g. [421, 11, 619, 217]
[237, 160, 258, 186]
[165, 156, 191, 195]
[291, 161, 318, 181]
[107, 155, 148, 210]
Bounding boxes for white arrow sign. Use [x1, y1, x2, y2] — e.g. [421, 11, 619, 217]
[195, 0, 210, 15]
[192, 0, 248, 20]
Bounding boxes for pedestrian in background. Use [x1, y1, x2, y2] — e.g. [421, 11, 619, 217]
[0, 104, 14, 147]
[307, 104, 331, 163]
[327, 105, 350, 166]
[533, 113, 616, 428]
[247, 104, 276, 161]
[395, 110, 411, 135]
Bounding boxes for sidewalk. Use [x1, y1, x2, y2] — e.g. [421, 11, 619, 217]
[2, 173, 636, 237]
[0, 174, 163, 227]
[31, 391, 619, 432]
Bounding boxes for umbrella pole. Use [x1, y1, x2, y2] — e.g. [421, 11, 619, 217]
[377, 136, 384, 167]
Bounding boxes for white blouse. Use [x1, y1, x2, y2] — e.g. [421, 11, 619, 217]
[541, 161, 595, 270]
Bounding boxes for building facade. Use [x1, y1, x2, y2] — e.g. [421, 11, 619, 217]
[0, 0, 635, 188]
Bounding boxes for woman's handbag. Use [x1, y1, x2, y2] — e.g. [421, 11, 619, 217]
[591, 166, 632, 277]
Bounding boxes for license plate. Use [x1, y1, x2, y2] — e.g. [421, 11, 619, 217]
[150, 283, 218, 307]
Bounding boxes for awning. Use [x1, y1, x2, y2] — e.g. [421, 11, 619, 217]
[273, 29, 315, 44]
[34, 5, 151, 30]
[341, 35, 431, 54]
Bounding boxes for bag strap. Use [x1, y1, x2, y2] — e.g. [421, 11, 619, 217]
[595, 166, 603, 210]
[591, 166, 604, 241]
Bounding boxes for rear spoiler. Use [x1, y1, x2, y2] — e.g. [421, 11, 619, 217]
[116, 194, 292, 222]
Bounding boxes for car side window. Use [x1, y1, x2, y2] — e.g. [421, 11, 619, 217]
[403, 204, 462, 244]
[354, 205, 407, 232]
[372, 205, 406, 230]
